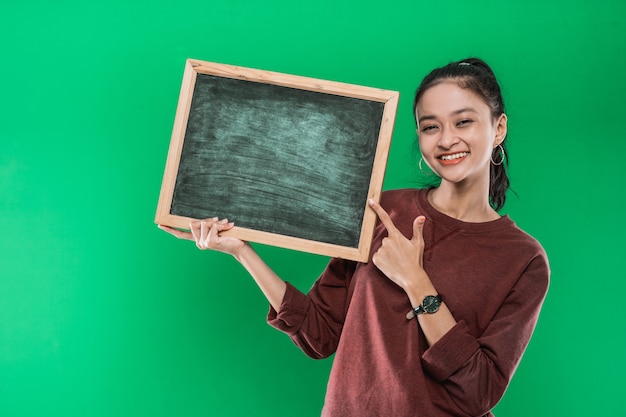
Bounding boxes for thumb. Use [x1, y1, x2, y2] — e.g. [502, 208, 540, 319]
[412, 216, 426, 242]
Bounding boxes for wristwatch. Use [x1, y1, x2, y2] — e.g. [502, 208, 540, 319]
[410, 294, 442, 318]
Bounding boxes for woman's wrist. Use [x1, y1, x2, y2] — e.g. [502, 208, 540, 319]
[404, 274, 437, 308]
[233, 242, 254, 263]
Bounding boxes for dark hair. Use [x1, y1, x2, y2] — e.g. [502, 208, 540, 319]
[412, 58, 509, 211]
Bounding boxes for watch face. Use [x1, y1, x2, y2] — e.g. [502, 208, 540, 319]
[422, 295, 441, 314]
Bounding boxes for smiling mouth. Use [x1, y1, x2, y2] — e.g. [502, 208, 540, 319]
[439, 152, 469, 161]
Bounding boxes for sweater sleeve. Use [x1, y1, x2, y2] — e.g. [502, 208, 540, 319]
[267, 257, 357, 359]
[421, 251, 550, 416]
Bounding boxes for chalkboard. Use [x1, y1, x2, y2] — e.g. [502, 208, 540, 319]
[156, 59, 399, 261]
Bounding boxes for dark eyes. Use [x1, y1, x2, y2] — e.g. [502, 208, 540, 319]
[421, 125, 438, 132]
[420, 119, 473, 133]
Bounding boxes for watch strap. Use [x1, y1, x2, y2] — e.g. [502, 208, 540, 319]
[406, 294, 442, 320]
[412, 304, 426, 316]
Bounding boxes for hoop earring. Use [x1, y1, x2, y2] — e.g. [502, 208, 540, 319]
[419, 157, 436, 176]
[491, 144, 505, 166]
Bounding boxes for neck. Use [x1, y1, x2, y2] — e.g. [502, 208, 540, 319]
[428, 180, 500, 223]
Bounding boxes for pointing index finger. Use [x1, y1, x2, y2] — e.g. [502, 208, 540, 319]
[368, 199, 399, 234]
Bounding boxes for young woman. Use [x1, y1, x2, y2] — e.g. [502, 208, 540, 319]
[159, 58, 550, 417]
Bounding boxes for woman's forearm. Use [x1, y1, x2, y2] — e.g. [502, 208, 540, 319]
[404, 280, 457, 347]
[235, 244, 287, 312]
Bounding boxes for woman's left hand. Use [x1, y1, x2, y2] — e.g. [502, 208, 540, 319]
[369, 200, 455, 343]
[368, 199, 428, 292]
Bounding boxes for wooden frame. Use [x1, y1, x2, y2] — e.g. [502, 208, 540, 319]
[155, 59, 399, 261]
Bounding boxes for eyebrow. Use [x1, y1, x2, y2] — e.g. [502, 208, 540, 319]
[417, 107, 479, 124]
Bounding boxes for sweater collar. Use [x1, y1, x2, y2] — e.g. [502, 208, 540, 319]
[415, 188, 514, 234]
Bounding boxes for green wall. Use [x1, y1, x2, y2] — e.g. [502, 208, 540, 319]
[1, 1, 625, 416]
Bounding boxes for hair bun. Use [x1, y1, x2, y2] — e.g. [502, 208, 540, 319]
[457, 58, 496, 78]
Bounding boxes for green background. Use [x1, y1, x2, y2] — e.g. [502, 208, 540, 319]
[1, 0, 624, 416]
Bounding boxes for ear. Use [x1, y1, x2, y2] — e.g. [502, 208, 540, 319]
[494, 113, 508, 145]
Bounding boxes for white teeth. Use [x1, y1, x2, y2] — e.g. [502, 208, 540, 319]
[440, 152, 469, 161]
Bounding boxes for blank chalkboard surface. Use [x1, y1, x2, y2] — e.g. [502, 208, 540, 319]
[156, 59, 399, 261]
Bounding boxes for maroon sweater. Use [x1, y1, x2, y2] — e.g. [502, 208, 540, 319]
[268, 188, 549, 417]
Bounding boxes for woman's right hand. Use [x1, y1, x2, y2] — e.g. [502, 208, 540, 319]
[158, 218, 247, 257]
[160, 218, 286, 312]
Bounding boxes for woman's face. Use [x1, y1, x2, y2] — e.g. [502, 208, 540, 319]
[415, 81, 507, 187]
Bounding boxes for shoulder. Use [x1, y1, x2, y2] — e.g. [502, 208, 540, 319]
[379, 188, 423, 207]
[378, 188, 424, 221]
[501, 220, 551, 286]
[504, 220, 548, 259]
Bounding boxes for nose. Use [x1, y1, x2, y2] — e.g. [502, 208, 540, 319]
[438, 125, 459, 149]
